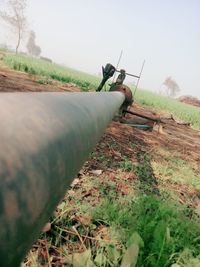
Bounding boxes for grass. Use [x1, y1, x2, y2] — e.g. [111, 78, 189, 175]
[152, 156, 200, 190]
[93, 194, 200, 267]
[22, 137, 200, 267]
[90, 147, 200, 267]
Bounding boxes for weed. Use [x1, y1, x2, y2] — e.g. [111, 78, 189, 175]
[152, 155, 200, 190]
[119, 157, 134, 172]
[93, 194, 200, 267]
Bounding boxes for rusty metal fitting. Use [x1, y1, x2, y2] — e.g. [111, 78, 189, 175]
[109, 84, 133, 111]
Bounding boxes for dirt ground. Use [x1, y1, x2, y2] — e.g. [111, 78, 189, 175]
[0, 66, 80, 92]
[1, 65, 200, 165]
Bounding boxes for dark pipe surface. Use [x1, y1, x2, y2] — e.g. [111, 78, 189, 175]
[0, 92, 124, 266]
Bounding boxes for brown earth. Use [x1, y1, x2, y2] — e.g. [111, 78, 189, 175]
[0, 67, 80, 92]
[178, 95, 200, 107]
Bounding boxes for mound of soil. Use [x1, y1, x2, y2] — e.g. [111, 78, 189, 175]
[178, 95, 200, 107]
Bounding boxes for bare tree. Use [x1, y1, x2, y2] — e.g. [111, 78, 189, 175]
[163, 76, 180, 97]
[0, 0, 27, 54]
[26, 30, 41, 57]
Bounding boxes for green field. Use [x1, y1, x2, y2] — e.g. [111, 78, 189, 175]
[3, 53, 100, 91]
[3, 52, 200, 128]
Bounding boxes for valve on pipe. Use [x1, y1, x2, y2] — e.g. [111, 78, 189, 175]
[0, 92, 125, 266]
[96, 63, 134, 114]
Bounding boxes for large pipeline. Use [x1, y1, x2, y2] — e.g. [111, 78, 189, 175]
[0, 92, 125, 266]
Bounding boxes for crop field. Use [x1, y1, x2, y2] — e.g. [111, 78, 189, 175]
[2, 52, 200, 129]
[0, 51, 200, 266]
[3, 53, 100, 91]
[135, 90, 200, 129]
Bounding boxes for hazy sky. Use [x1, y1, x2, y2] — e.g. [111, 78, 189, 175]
[0, 0, 200, 97]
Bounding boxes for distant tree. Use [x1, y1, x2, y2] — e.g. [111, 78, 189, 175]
[26, 30, 41, 57]
[0, 0, 27, 54]
[163, 76, 180, 97]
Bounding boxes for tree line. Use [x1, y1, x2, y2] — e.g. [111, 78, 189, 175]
[163, 76, 180, 97]
[0, 0, 41, 57]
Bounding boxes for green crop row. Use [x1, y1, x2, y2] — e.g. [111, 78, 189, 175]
[3, 53, 100, 91]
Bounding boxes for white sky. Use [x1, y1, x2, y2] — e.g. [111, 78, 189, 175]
[0, 0, 200, 98]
